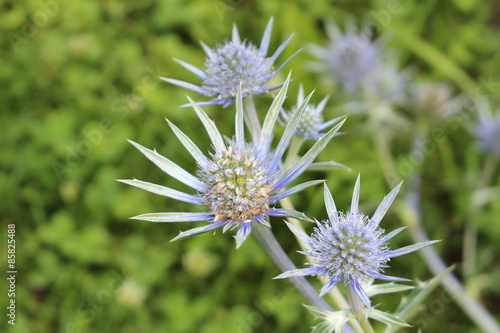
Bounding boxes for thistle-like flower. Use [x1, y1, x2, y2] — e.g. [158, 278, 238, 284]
[275, 176, 438, 306]
[308, 20, 380, 92]
[472, 99, 500, 156]
[279, 84, 343, 140]
[309, 20, 409, 104]
[161, 18, 298, 107]
[120, 76, 345, 248]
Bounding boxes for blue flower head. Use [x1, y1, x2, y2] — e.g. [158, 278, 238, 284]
[280, 84, 343, 140]
[473, 99, 500, 156]
[162, 18, 299, 107]
[309, 20, 409, 104]
[275, 176, 438, 306]
[120, 76, 345, 248]
[309, 20, 380, 92]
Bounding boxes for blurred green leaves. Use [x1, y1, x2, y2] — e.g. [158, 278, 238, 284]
[1, 0, 499, 332]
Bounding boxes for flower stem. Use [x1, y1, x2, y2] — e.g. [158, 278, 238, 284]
[252, 222, 333, 311]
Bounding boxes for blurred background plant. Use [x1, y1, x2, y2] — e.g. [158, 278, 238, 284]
[1, 0, 500, 332]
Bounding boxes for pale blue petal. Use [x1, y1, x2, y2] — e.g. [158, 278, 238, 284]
[222, 220, 237, 233]
[173, 58, 207, 79]
[132, 212, 213, 223]
[171, 221, 225, 242]
[235, 85, 245, 146]
[380, 227, 406, 243]
[350, 174, 361, 213]
[118, 179, 203, 205]
[160, 77, 212, 95]
[315, 95, 329, 112]
[199, 41, 213, 59]
[297, 83, 305, 103]
[232, 23, 241, 45]
[270, 179, 324, 202]
[128, 140, 207, 192]
[274, 267, 320, 279]
[265, 209, 314, 222]
[270, 33, 294, 62]
[318, 277, 341, 297]
[284, 222, 311, 244]
[317, 115, 344, 131]
[254, 215, 271, 227]
[235, 222, 253, 248]
[259, 73, 291, 153]
[188, 97, 225, 152]
[323, 183, 337, 220]
[272, 48, 301, 75]
[166, 119, 209, 167]
[350, 279, 371, 307]
[270, 88, 313, 169]
[387, 240, 440, 258]
[371, 181, 402, 226]
[368, 271, 411, 282]
[274, 118, 346, 191]
[259, 17, 273, 55]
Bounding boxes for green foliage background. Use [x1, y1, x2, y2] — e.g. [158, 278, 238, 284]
[1, 0, 499, 332]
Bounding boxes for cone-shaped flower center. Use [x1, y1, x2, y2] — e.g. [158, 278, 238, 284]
[309, 212, 388, 282]
[293, 105, 323, 140]
[202, 41, 274, 101]
[201, 146, 273, 223]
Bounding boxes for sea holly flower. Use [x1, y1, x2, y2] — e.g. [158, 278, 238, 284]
[275, 176, 438, 306]
[308, 20, 380, 92]
[309, 20, 409, 105]
[279, 84, 343, 140]
[120, 76, 345, 248]
[161, 18, 299, 107]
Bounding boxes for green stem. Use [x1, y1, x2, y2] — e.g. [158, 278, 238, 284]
[252, 223, 333, 311]
[372, 123, 399, 187]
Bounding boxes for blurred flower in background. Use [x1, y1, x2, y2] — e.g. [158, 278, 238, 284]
[472, 99, 500, 156]
[116, 279, 146, 308]
[308, 20, 410, 106]
[182, 249, 219, 278]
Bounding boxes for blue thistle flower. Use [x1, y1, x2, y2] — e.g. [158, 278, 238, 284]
[309, 20, 410, 104]
[275, 175, 438, 306]
[280, 84, 343, 140]
[161, 18, 299, 107]
[308, 20, 380, 92]
[120, 76, 345, 248]
[472, 99, 500, 156]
